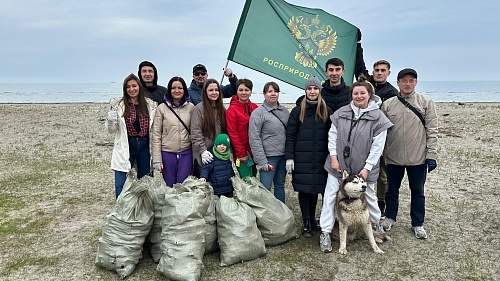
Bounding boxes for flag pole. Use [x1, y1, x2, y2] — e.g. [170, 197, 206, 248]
[220, 60, 229, 85]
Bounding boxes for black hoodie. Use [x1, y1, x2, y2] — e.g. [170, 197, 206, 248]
[138, 61, 167, 105]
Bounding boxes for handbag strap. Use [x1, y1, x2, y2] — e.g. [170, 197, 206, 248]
[270, 110, 287, 129]
[397, 96, 425, 126]
[167, 105, 190, 134]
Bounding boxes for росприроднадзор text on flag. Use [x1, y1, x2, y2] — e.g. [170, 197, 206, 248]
[227, 0, 359, 89]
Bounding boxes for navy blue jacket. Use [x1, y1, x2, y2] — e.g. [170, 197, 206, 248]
[187, 75, 238, 105]
[199, 149, 235, 195]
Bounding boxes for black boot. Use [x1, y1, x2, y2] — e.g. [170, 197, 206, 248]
[310, 217, 321, 232]
[302, 218, 312, 238]
[378, 201, 386, 219]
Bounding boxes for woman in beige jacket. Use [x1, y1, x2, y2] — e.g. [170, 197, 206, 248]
[151, 76, 194, 187]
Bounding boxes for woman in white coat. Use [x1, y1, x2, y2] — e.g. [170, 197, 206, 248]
[105, 73, 157, 198]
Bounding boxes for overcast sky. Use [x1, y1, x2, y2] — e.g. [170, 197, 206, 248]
[1, 0, 499, 94]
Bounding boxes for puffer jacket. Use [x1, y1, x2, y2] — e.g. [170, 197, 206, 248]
[106, 97, 157, 172]
[151, 100, 194, 164]
[248, 100, 290, 167]
[321, 77, 350, 113]
[199, 149, 235, 195]
[226, 95, 259, 159]
[285, 96, 333, 194]
[381, 91, 438, 166]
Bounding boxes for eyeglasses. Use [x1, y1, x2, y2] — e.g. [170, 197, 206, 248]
[399, 78, 416, 84]
[194, 71, 207, 76]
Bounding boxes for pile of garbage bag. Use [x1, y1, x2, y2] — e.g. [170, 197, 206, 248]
[95, 172, 297, 279]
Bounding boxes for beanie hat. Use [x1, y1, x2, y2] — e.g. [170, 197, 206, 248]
[305, 75, 322, 90]
[214, 134, 230, 148]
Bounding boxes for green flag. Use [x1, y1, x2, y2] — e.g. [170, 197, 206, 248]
[228, 0, 358, 89]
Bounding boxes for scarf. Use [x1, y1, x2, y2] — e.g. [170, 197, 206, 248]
[212, 146, 230, 161]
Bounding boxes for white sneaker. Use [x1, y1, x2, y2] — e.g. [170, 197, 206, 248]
[372, 223, 385, 234]
[381, 218, 396, 231]
[413, 226, 428, 239]
[319, 232, 332, 253]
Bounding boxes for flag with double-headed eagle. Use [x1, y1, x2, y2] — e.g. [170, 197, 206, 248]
[228, 0, 358, 89]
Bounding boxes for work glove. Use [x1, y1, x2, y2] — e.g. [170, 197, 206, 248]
[425, 159, 437, 173]
[286, 159, 294, 174]
[258, 164, 275, 172]
[223, 68, 234, 78]
[201, 150, 214, 164]
[357, 28, 362, 43]
[153, 163, 162, 172]
[107, 110, 118, 121]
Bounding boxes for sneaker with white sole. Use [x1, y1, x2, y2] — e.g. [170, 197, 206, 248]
[320, 232, 332, 253]
[413, 226, 428, 239]
[372, 223, 386, 234]
[381, 218, 396, 231]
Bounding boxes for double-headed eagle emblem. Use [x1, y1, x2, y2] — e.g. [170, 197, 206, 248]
[287, 15, 337, 68]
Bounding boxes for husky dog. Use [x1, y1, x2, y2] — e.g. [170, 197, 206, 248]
[335, 171, 389, 254]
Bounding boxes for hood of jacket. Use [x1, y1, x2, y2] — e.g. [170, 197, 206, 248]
[138, 61, 158, 88]
[229, 95, 256, 116]
[349, 94, 382, 119]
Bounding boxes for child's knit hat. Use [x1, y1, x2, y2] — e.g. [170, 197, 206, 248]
[214, 133, 230, 148]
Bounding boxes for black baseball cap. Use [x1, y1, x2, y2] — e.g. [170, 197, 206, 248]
[397, 68, 418, 80]
[192, 64, 207, 73]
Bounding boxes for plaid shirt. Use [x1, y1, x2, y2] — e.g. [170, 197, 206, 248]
[125, 102, 149, 137]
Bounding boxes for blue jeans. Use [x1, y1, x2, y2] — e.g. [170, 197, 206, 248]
[385, 164, 427, 227]
[114, 136, 151, 198]
[259, 155, 286, 203]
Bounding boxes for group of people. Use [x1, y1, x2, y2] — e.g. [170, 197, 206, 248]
[105, 50, 438, 254]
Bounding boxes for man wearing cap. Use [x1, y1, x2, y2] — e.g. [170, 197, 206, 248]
[380, 68, 438, 239]
[187, 64, 238, 105]
[138, 61, 168, 105]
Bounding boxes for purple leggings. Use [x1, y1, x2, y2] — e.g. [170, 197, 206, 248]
[161, 148, 193, 187]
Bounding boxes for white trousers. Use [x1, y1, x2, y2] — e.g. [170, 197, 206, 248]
[320, 173, 381, 233]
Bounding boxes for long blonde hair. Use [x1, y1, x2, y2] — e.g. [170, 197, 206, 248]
[299, 93, 329, 123]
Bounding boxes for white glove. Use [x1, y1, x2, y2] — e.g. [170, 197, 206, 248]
[258, 164, 274, 172]
[201, 150, 214, 164]
[107, 110, 118, 121]
[286, 159, 294, 174]
[153, 163, 162, 172]
[223, 68, 234, 78]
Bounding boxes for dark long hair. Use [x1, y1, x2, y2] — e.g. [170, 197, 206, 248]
[121, 73, 149, 118]
[165, 76, 189, 104]
[201, 78, 227, 140]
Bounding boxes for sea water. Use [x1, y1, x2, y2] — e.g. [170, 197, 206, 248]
[0, 81, 499, 103]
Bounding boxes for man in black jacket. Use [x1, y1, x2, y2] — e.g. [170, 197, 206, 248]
[138, 61, 168, 105]
[367, 60, 398, 218]
[321, 29, 366, 113]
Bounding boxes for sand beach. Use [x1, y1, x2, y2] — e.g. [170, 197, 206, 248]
[0, 102, 498, 280]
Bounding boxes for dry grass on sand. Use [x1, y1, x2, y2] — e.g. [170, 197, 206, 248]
[0, 102, 499, 280]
